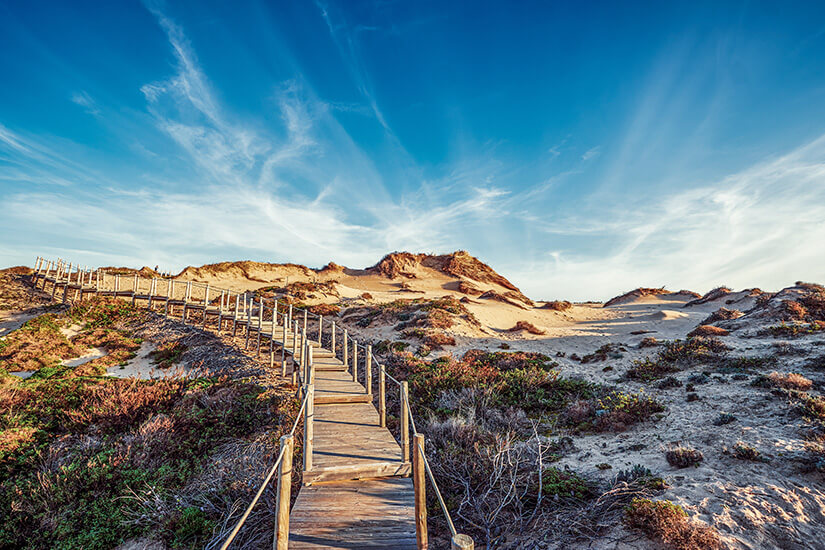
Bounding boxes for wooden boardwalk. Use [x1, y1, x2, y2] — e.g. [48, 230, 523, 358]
[28, 257, 475, 550]
[289, 352, 415, 548]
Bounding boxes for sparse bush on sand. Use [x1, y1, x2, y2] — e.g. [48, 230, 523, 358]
[730, 441, 764, 462]
[627, 337, 729, 382]
[543, 300, 573, 311]
[508, 320, 546, 335]
[624, 498, 721, 549]
[767, 371, 813, 391]
[687, 325, 730, 337]
[665, 445, 704, 468]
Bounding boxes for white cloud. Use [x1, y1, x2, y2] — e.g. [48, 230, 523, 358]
[581, 146, 601, 161]
[508, 134, 825, 300]
[70, 91, 100, 116]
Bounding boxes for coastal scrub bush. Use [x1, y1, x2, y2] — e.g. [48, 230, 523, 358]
[624, 498, 721, 549]
[665, 445, 704, 468]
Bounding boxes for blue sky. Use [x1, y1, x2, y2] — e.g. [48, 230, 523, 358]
[2, 1, 825, 300]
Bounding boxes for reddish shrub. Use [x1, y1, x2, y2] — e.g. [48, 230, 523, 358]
[687, 325, 729, 337]
[508, 321, 546, 335]
[624, 498, 721, 549]
[767, 371, 812, 391]
[543, 300, 573, 311]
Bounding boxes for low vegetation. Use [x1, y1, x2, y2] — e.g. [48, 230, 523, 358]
[624, 498, 721, 549]
[687, 325, 729, 337]
[665, 445, 704, 468]
[0, 298, 298, 549]
[766, 371, 813, 391]
[379, 348, 667, 546]
[626, 337, 729, 381]
[542, 300, 572, 311]
[508, 320, 546, 335]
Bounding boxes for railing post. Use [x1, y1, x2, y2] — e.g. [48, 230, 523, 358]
[331, 322, 336, 358]
[218, 290, 225, 333]
[270, 308, 277, 369]
[257, 298, 263, 356]
[413, 434, 428, 550]
[366, 345, 373, 396]
[245, 297, 253, 349]
[274, 434, 294, 550]
[401, 381, 410, 463]
[131, 272, 138, 305]
[61, 271, 69, 303]
[232, 294, 240, 336]
[379, 363, 387, 428]
[292, 321, 299, 373]
[202, 284, 210, 328]
[308, 344, 315, 385]
[451, 535, 474, 549]
[343, 330, 348, 369]
[300, 327, 307, 368]
[352, 340, 358, 383]
[149, 278, 156, 309]
[183, 281, 192, 324]
[304, 384, 314, 472]
[318, 314, 323, 346]
[302, 309, 307, 337]
[281, 320, 288, 377]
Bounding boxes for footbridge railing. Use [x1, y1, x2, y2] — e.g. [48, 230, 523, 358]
[30, 256, 474, 550]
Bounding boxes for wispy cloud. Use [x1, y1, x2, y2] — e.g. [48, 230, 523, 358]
[70, 91, 100, 116]
[510, 133, 825, 300]
[581, 146, 601, 161]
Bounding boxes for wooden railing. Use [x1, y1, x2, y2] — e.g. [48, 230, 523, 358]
[30, 256, 474, 550]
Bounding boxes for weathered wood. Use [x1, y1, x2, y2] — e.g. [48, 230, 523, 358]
[282, 320, 288, 376]
[313, 394, 372, 405]
[302, 461, 412, 484]
[379, 363, 387, 428]
[331, 321, 336, 358]
[274, 434, 294, 550]
[304, 384, 315, 472]
[401, 382, 410, 463]
[413, 434, 427, 549]
[352, 339, 358, 383]
[288, 478, 416, 549]
[343, 329, 349, 369]
[451, 534, 474, 550]
[366, 344, 373, 396]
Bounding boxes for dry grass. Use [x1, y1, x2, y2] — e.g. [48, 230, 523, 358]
[685, 286, 732, 307]
[767, 371, 813, 391]
[701, 307, 743, 325]
[603, 287, 669, 307]
[479, 289, 530, 309]
[543, 300, 573, 311]
[688, 325, 730, 337]
[0, 314, 84, 372]
[0, 271, 53, 310]
[639, 337, 659, 348]
[508, 320, 546, 335]
[456, 280, 482, 296]
[624, 498, 721, 549]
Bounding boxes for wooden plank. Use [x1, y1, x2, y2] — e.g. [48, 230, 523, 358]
[303, 462, 411, 484]
[288, 478, 416, 549]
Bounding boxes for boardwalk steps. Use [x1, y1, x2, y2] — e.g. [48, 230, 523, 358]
[29, 257, 475, 550]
